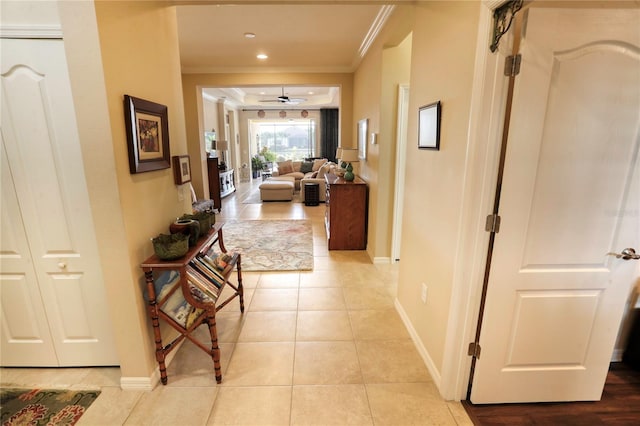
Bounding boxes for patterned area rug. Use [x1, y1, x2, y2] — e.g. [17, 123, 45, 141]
[1, 388, 100, 425]
[217, 220, 313, 271]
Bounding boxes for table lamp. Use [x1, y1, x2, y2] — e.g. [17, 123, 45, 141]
[217, 140, 229, 169]
[340, 149, 359, 181]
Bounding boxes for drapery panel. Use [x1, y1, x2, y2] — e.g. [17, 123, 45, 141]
[320, 108, 339, 162]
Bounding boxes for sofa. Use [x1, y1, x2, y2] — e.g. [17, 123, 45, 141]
[272, 158, 337, 202]
[272, 158, 327, 189]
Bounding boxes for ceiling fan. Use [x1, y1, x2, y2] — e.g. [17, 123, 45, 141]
[259, 87, 307, 105]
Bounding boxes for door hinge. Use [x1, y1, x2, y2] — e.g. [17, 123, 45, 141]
[485, 214, 501, 233]
[468, 342, 481, 358]
[504, 54, 521, 77]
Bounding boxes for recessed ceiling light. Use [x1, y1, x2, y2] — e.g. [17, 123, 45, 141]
[244, 32, 256, 39]
[308, 91, 315, 95]
[256, 53, 268, 60]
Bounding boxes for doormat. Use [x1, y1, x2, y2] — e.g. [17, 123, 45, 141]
[1, 388, 101, 426]
[214, 220, 313, 271]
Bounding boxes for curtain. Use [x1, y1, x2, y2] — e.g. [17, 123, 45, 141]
[320, 108, 339, 162]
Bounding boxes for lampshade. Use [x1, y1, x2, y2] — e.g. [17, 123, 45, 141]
[335, 147, 343, 159]
[216, 140, 229, 150]
[341, 149, 359, 162]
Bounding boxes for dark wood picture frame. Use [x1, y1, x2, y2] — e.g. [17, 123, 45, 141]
[172, 155, 192, 185]
[418, 101, 441, 150]
[124, 95, 171, 173]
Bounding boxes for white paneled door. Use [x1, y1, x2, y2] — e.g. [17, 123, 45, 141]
[471, 7, 640, 403]
[1, 38, 118, 366]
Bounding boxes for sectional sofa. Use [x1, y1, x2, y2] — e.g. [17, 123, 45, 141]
[272, 158, 337, 202]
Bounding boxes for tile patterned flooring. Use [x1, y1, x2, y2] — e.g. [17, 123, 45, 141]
[0, 180, 473, 425]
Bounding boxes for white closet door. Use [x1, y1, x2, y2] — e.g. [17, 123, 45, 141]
[1, 38, 118, 366]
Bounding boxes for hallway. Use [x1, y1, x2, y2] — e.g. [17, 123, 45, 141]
[0, 179, 472, 425]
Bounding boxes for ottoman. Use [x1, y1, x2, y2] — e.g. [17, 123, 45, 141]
[259, 176, 295, 201]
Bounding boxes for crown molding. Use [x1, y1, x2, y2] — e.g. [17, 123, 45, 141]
[357, 5, 396, 59]
[0, 25, 62, 39]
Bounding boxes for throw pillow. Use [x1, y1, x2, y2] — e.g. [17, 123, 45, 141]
[277, 160, 294, 175]
[316, 163, 332, 179]
[312, 158, 327, 172]
[300, 161, 313, 173]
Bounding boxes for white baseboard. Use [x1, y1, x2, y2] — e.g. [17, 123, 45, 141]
[395, 298, 442, 389]
[120, 341, 184, 391]
[612, 348, 624, 363]
[120, 376, 155, 391]
[373, 256, 392, 264]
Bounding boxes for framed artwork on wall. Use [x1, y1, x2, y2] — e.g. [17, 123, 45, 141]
[124, 95, 171, 173]
[172, 155, 191, 185]
[204, 131, 216, 154]
[358, 118, 368, 160]
[418, 101, 441, 150]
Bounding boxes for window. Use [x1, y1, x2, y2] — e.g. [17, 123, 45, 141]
[252, 119, 317, 161]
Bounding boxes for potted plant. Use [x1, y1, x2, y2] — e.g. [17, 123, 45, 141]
[259, 147, 277, 165]
[251, 155, 263, 179]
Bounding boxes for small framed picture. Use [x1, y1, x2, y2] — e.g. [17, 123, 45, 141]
[172, 155, 191, 185]
[123, 95, 171, 173]
[418, 101, 441, 150]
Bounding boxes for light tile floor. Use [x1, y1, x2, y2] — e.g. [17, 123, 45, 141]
[0, 180, 473, 425]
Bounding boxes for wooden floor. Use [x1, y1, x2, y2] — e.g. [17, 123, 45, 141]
[462, 362, 640, 425]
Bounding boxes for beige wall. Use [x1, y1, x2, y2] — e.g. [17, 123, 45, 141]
[182, 73, 353, 199]
[57, 0, 139, 375]
[397, 1, 481, 374]
[203, 97, 219, 147]
[352, 6, 414, 261]
[374, 34, 412, 261]
[91, 0, 193, 379]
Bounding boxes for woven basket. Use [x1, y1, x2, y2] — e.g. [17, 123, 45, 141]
[152, 233, 189, 260]
[180, 211, 215, 236]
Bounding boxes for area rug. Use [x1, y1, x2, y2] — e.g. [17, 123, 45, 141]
[1, 388, 100, 426]
[216, 220, 313, 271]
[242, 188, 304, 204]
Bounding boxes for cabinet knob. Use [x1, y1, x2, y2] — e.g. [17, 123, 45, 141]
[58, 262, 67, 269]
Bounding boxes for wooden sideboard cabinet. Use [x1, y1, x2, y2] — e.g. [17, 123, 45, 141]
[207, 158, 236, 211]
[207, 157, 222, 211]
[324, 174, 368, 250]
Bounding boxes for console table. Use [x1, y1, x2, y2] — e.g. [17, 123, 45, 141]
[220, 168, 235, 198]
[324, 174, 368, 250]
[140, 222, 243, 384]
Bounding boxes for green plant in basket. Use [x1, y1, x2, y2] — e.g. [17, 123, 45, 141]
[152, 233, 189, 260]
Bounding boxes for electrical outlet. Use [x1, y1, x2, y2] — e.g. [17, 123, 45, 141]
[421, 283, 427, 303]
